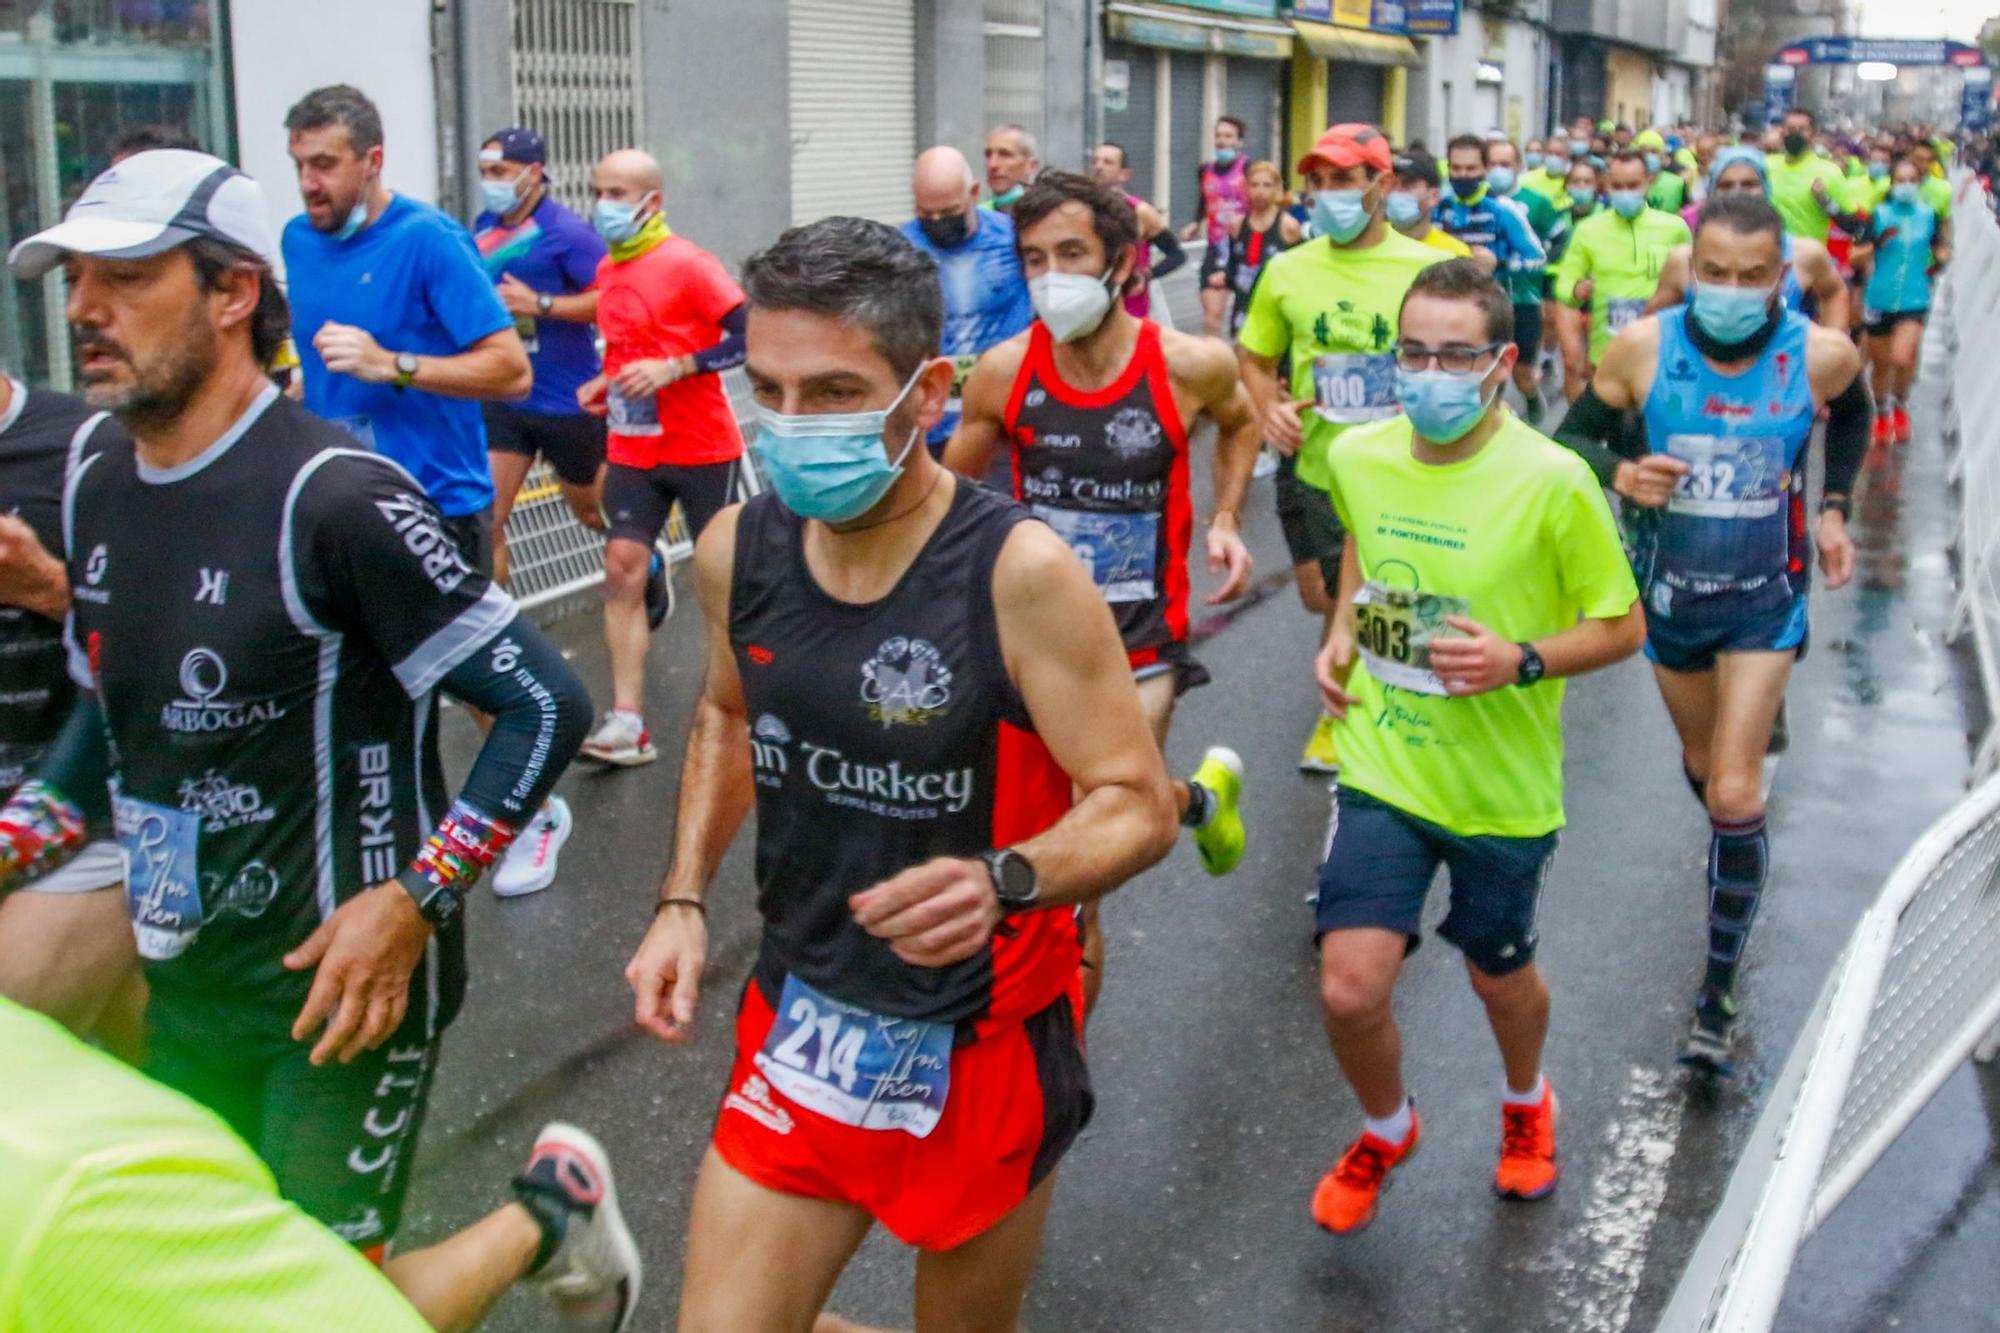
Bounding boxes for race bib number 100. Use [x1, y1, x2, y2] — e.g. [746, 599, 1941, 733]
[1311, 353, 1398, 424]
[755, 974, 954, 1138]
[1352, 581, 1470, 696]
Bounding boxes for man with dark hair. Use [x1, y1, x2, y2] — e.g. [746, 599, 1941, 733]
[1186, 115, 1252, 337]
[281, 83, 531, 581]
[5, 149, 636, 1328]
[1308, 258, 1644, 1234]
[1087, 140, 1188, 320]
[1767, 107, 1849, 243]
[1555, 193, 1866, 1078]
[624, 214, 1178, 1331]
[1387, 150, 1475, 259]
[108, 123, 200, 162]
[1481, 139, 1567, 424]
[1552, 149, 1689, 386]
[1237, 124, 1448, 774]
[948, 168, 1258, 1013]
[1437, 135, 1549, 419]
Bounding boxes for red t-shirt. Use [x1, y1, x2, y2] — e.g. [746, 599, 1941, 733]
[593, 235, 745, 468]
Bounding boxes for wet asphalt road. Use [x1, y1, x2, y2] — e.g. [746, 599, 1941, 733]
[400, 301, 2000, 1331]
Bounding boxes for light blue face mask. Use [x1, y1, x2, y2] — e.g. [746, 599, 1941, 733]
[1385, 191, 1424, 227]
[1889, 181, 1920, 206]
[1312, 188, 1373, 244]
[1690, 281, 1777, 344]
[1644, 152, 1662, 174]
[331, 200, 369, 242]
[1215, 147, 1239, 166]
[752, 364, 929, 524]
[1609, 189, 1646, 219]
[1395, 363, 1500, 444]
[1569, 187, 1598, 210]
[593, 197, 653, 244]
[1868, 161, 1889, 180]
[1487, 166, 1517, 195]
[1523, 153, 1545, 171]
[481, 176, 525, 217]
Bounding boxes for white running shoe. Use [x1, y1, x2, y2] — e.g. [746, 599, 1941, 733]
[1253, 448, 1280, 479]
[579, 712, 657, 767]
[515, 1123, 642, 1333]
[492, 796, 573, 898]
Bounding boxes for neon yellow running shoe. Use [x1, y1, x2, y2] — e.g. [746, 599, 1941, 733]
[1299, 712, 1340, 774]
[1190, 746, 1245, 875]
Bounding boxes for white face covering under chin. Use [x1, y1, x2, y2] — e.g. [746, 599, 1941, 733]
[1029, 267, 1116, 343]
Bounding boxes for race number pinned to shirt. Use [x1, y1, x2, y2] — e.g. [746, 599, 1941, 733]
[606, 386, 663, 437]
[1031, 506, 1159, 603]
[1353, 580, 1470, 696]
[1664, 434, 1786, 520]
[1311, 354, 1399, 424]
[755, 974, 954, 1137]
[115, 792, 204, 961]
[1606, 298, 1647, 334]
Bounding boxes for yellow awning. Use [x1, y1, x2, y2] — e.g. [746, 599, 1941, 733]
[1291, 20, 1423, 69]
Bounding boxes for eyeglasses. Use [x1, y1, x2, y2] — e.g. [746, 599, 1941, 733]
[1394, 341, 1505, 373]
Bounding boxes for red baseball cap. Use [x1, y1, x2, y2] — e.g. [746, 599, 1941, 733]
[1297, 124, 1393, 176]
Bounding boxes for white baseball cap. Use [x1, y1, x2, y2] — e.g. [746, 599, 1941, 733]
[8, 149, 279, 280]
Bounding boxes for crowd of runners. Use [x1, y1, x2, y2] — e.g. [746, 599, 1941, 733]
[0, 79, 1971, 1331]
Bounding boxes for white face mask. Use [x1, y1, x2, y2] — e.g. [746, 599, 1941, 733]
[1029, 266, 1116, 343]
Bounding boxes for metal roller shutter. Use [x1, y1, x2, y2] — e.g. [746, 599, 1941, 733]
[1168, 51, 1205, 221]
[1327, 64, 1385, 129]
[788, 0, 915, 225]
[1224, 57, 1282, 164]
[1102, 40, 1157, 202]
[984, 0, 1045, 143]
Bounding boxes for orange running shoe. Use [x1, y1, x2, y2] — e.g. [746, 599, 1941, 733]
[1872, 413, 1892, 446]
[1494, 1082, 1560, 1200]
[1892, 406, 1912, 444]
[1311, 1108, 1421, 1234]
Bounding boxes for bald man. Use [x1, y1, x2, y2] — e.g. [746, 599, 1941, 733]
[985, 124, 1040, 212]
[901, 146, 1033, 454]
[573, 148, 748, 768]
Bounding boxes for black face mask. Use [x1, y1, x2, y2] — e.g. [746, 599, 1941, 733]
[1783, 133, 1810, 157]
[918, 211, 972, 249]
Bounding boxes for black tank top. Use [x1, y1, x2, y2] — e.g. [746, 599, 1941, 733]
[729, 480, 1077, 1027]
[1002, 320, 1191, 656]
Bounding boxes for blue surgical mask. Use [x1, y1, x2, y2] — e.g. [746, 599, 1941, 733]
[1890, 181, 1920, 206]
[1487, 166, 1517, 195]
[991, 183, 1025, 208]
[1396, 365, 1499, 444]
[1523, 153, 1544, 171]
[1690, 281, 1777, 344]
[1868, 161, 1889, 180]
[751, 364, 928, 524]
[593, 198, 651, 244]
[1644, 152, 1662, 174]
[332, 200, 369, 242]
[1569, 141, 1589, 158]
[1215, 147, 1239, 165]
[1569, 187, 1597, 210]
[1385, 191, 1424, 227]
[481, 176, 525, 217]
[1312, 188, 1372, 244]
[1609, 190, 1646, 219]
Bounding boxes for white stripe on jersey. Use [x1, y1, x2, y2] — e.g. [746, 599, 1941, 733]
[393, 584, 516, 697]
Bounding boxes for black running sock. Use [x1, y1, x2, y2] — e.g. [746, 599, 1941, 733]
[511, 1169, 574, 1277]
[1704, 815, 1769, 998]
[1181, 780, 1212, 829]
[1682, 763, 1708, 807]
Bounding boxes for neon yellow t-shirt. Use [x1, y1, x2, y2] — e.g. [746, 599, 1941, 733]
[1417, 228, 1474, 258]
[1552, 206, 1691, 362]
[1764, 152, 1849, 242]
[0, 998, 429, 1332]
[1324, 412, 1639, 837]
[1237, 228, 1448, 492]
[1518, 167, 1573, 211]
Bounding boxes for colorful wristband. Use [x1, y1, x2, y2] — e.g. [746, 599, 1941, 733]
[0, 780, 88, 885]
[406, 800, 517, 895]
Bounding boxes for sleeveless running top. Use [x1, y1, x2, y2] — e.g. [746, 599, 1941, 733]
[1200, 159, 1250, 250]
[729, 482, 1077, 1028]
[1002, 320, 1192, 655]
[1636, 307, 1816, 623]
[1228, 213, 1292, 335]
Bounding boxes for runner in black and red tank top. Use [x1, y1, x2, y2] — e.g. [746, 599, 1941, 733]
[624, 217, 1179, 1331]
[948, 170, 1262, 1014]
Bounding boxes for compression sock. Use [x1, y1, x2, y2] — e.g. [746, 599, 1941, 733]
[1181, 780, 1213, 828]
[1704, 815, 1769, 999]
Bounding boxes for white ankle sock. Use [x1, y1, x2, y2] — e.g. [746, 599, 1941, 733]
[1501, 1073, 1546, 1107]
[1363, 1098, 1414, 1143]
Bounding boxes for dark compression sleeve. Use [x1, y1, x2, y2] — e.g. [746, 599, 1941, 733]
[400, 622, 591, 898]
[1149, 228, 1189, 279]
[692, 303, 748, 376]
[1823, 372, 1869, 501]
[1552, 384, 1642, 489]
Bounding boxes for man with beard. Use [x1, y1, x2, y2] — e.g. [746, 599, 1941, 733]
[4, 149, 637, 1329]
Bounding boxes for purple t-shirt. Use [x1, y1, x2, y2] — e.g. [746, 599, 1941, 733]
[473, 194, 607, 417]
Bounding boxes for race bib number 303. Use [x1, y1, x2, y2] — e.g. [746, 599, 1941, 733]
[1311, 354, 1398, 424]
[115, 793, 204, 961]
[755, 974, 954, 1138]
[1353, 580, 1470, 696]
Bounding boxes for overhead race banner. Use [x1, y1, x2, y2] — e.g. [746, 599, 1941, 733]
[1764, 36, 1992, 130]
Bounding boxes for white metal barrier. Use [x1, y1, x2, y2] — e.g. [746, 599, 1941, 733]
[1656, 169, 2000, 1332]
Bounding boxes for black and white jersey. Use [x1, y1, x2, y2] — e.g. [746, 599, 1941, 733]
[63, 385, 516, 1027]
[0, 379, 120, 789]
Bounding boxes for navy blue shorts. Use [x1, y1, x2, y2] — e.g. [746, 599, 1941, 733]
[1643, 595, 1808, 674]
[1314, 785, 1558, 976]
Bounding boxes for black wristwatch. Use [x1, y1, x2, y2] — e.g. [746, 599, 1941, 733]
[1515, 642, 1547, 686]
[536, 292, 555, 315]
[394, 869, 463, 929]
[982, 848, 1040, 912]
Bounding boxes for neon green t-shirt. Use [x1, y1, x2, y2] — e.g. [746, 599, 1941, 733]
[1647, 171, 1688, 213]
[1518, 167, 1573, 210]
[1764, 152, 1849, 241]
[1553, 206, 1691, 362]
[1921, 174, 1952, 219]
[0, 998, 429, 1332]
[1237, 228, 1448, 492]
[1324, 413, 1639, 837]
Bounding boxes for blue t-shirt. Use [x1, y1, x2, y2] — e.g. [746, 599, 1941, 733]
[899, 210, 1033, 444]
[472, 194, 606, 417]
[283, 195, 513, 517]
